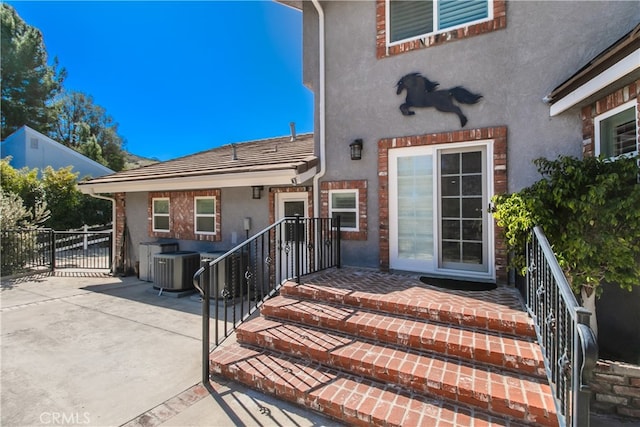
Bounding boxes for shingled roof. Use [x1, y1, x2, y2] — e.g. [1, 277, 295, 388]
[79, 133, 317, 194]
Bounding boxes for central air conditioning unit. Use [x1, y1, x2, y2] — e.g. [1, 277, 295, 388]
[139, 241, 178, 281]
[153, 251, 200, 291]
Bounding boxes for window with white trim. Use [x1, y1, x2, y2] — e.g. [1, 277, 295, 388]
[329, 190, 359, 231]
[388, 0, 490, 44]
[194, 197, 216, 235]
[152, 198, 170, 232]
[595, 101, 638, 159]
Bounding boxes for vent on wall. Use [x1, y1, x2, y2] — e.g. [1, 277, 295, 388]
[30, 138, 39, 149]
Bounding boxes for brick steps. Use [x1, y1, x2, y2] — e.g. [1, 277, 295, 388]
[208, 269, 558, 426]
[236, 316, 555, 424]
[280, 281, 536, 339]
[258, 296, 545, 377]
[210, 344, 525, 427]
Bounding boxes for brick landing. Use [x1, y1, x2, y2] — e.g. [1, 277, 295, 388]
[210, 267, 558, 426]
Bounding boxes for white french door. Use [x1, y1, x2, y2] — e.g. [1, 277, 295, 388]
[389, 141, 494, 279]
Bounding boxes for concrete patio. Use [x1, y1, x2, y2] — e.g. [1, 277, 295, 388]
[0, 272, 338, 427]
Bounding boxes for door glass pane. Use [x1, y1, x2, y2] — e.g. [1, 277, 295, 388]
[441, 177, 459, 196]
[284, 201, 305, 217]
[462, 197, 482, 218]
[462, 175, 481, 195]
[440, 149, 485, 269]
[462, 151, 482, 173]
[462, 242, 483, 264]
[441, 153, 459, 174]
[442, 220, 460, 239]
[441, 198, 459, 217]
[397, 155, 433, 261]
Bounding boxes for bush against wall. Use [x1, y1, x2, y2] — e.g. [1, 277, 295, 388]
[492, 155, 640, 335]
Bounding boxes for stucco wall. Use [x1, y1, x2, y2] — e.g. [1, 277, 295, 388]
[303, 0, 639, 268]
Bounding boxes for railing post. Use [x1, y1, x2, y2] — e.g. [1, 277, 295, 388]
[295, 215, 301, 284]
[573, 308, 597, 427]
[199, 260, 210, 385]
[50, 230, 56, 272]
[336, 215, 341, 269]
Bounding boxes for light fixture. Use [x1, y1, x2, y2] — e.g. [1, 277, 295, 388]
[350, 139, 363, 160]
[252, 186, 264, 199]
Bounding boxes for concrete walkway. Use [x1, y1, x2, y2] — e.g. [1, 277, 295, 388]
[1, 272, 339, 427]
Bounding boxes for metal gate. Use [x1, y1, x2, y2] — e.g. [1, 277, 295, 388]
[1, 226, 113, 276]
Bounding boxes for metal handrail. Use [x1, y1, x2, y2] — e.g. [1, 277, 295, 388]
[524, 226, 598, 427]
[192, 216, 341, 385]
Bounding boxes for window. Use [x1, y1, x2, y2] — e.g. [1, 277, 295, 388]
[388, 0, 490, 44]
[330, 190, 359, 231]
[194, 197, 216, 234]
[595, 101, 638, 159]
[152, 198, 170, 232]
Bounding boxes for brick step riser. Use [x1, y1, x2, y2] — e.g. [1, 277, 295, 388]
[259, 302, 545, 378]
[236, 328, 556, 426]
[209, 346, 530, 427]
[280, 284, 536, 339]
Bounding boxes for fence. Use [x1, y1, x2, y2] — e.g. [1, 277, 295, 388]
[1, 226, 112, 276]
[193, 216, 341, 384]
[523, 226, 598, 427]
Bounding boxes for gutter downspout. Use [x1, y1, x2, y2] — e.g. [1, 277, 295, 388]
[86, 191, 117, 274]
[311, 0, 325, 217]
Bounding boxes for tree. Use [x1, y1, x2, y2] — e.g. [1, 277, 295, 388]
[1, 159, 111, 230]
[0, 3, 65, 139]
[492, 155, 640, 336]
[49, 91, 126, 171]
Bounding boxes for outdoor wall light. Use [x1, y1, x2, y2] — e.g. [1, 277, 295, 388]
[252, 186, 264, 199]
[350, 139, 363, 160]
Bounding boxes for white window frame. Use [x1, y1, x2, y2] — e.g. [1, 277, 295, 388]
[386, 0, 493, 47]
[329, 189, 360, 232]
[194, 196, 216, 235]
[594, 100, 639, 159]
[152, 197, 170, 232]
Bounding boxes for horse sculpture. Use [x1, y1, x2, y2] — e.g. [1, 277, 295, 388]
[396, 72, 482, 127]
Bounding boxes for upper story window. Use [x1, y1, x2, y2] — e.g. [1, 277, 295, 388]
[388, 0, 490, 44]
[330, 190, 359, 231]
[377, 0, 504, 58]
[152, 198, 170, 232]
[595, 101, 638, 159]
[194, 197, 216, 235]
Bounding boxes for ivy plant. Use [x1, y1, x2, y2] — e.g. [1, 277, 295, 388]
[492, 154, 640, 297]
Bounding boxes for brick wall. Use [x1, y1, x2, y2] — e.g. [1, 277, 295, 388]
[320, 180, 368, 241]
[591, 360, 640, 418]
[148, 190, 221, 242]
[378, 126, 508, 282]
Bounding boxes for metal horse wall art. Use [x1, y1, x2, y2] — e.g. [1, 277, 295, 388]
[396, 72, 482, 127]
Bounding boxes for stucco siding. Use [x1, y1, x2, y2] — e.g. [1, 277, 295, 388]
[303, 0, 639, 269]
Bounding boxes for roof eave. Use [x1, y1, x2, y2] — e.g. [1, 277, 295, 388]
[547, 23, 640, 116]
[78, 166, 318, 194]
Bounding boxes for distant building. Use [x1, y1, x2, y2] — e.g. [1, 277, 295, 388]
[1, 126, 113, 179]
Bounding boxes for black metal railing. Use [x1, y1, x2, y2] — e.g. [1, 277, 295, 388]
[1, 227, 113, 275]
[1, 228, 53, 275]
[193, 216, 341, 384]
[523, 226, 598, 427]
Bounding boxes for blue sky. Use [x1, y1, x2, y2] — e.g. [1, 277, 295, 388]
[8, 1, 313, 161]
